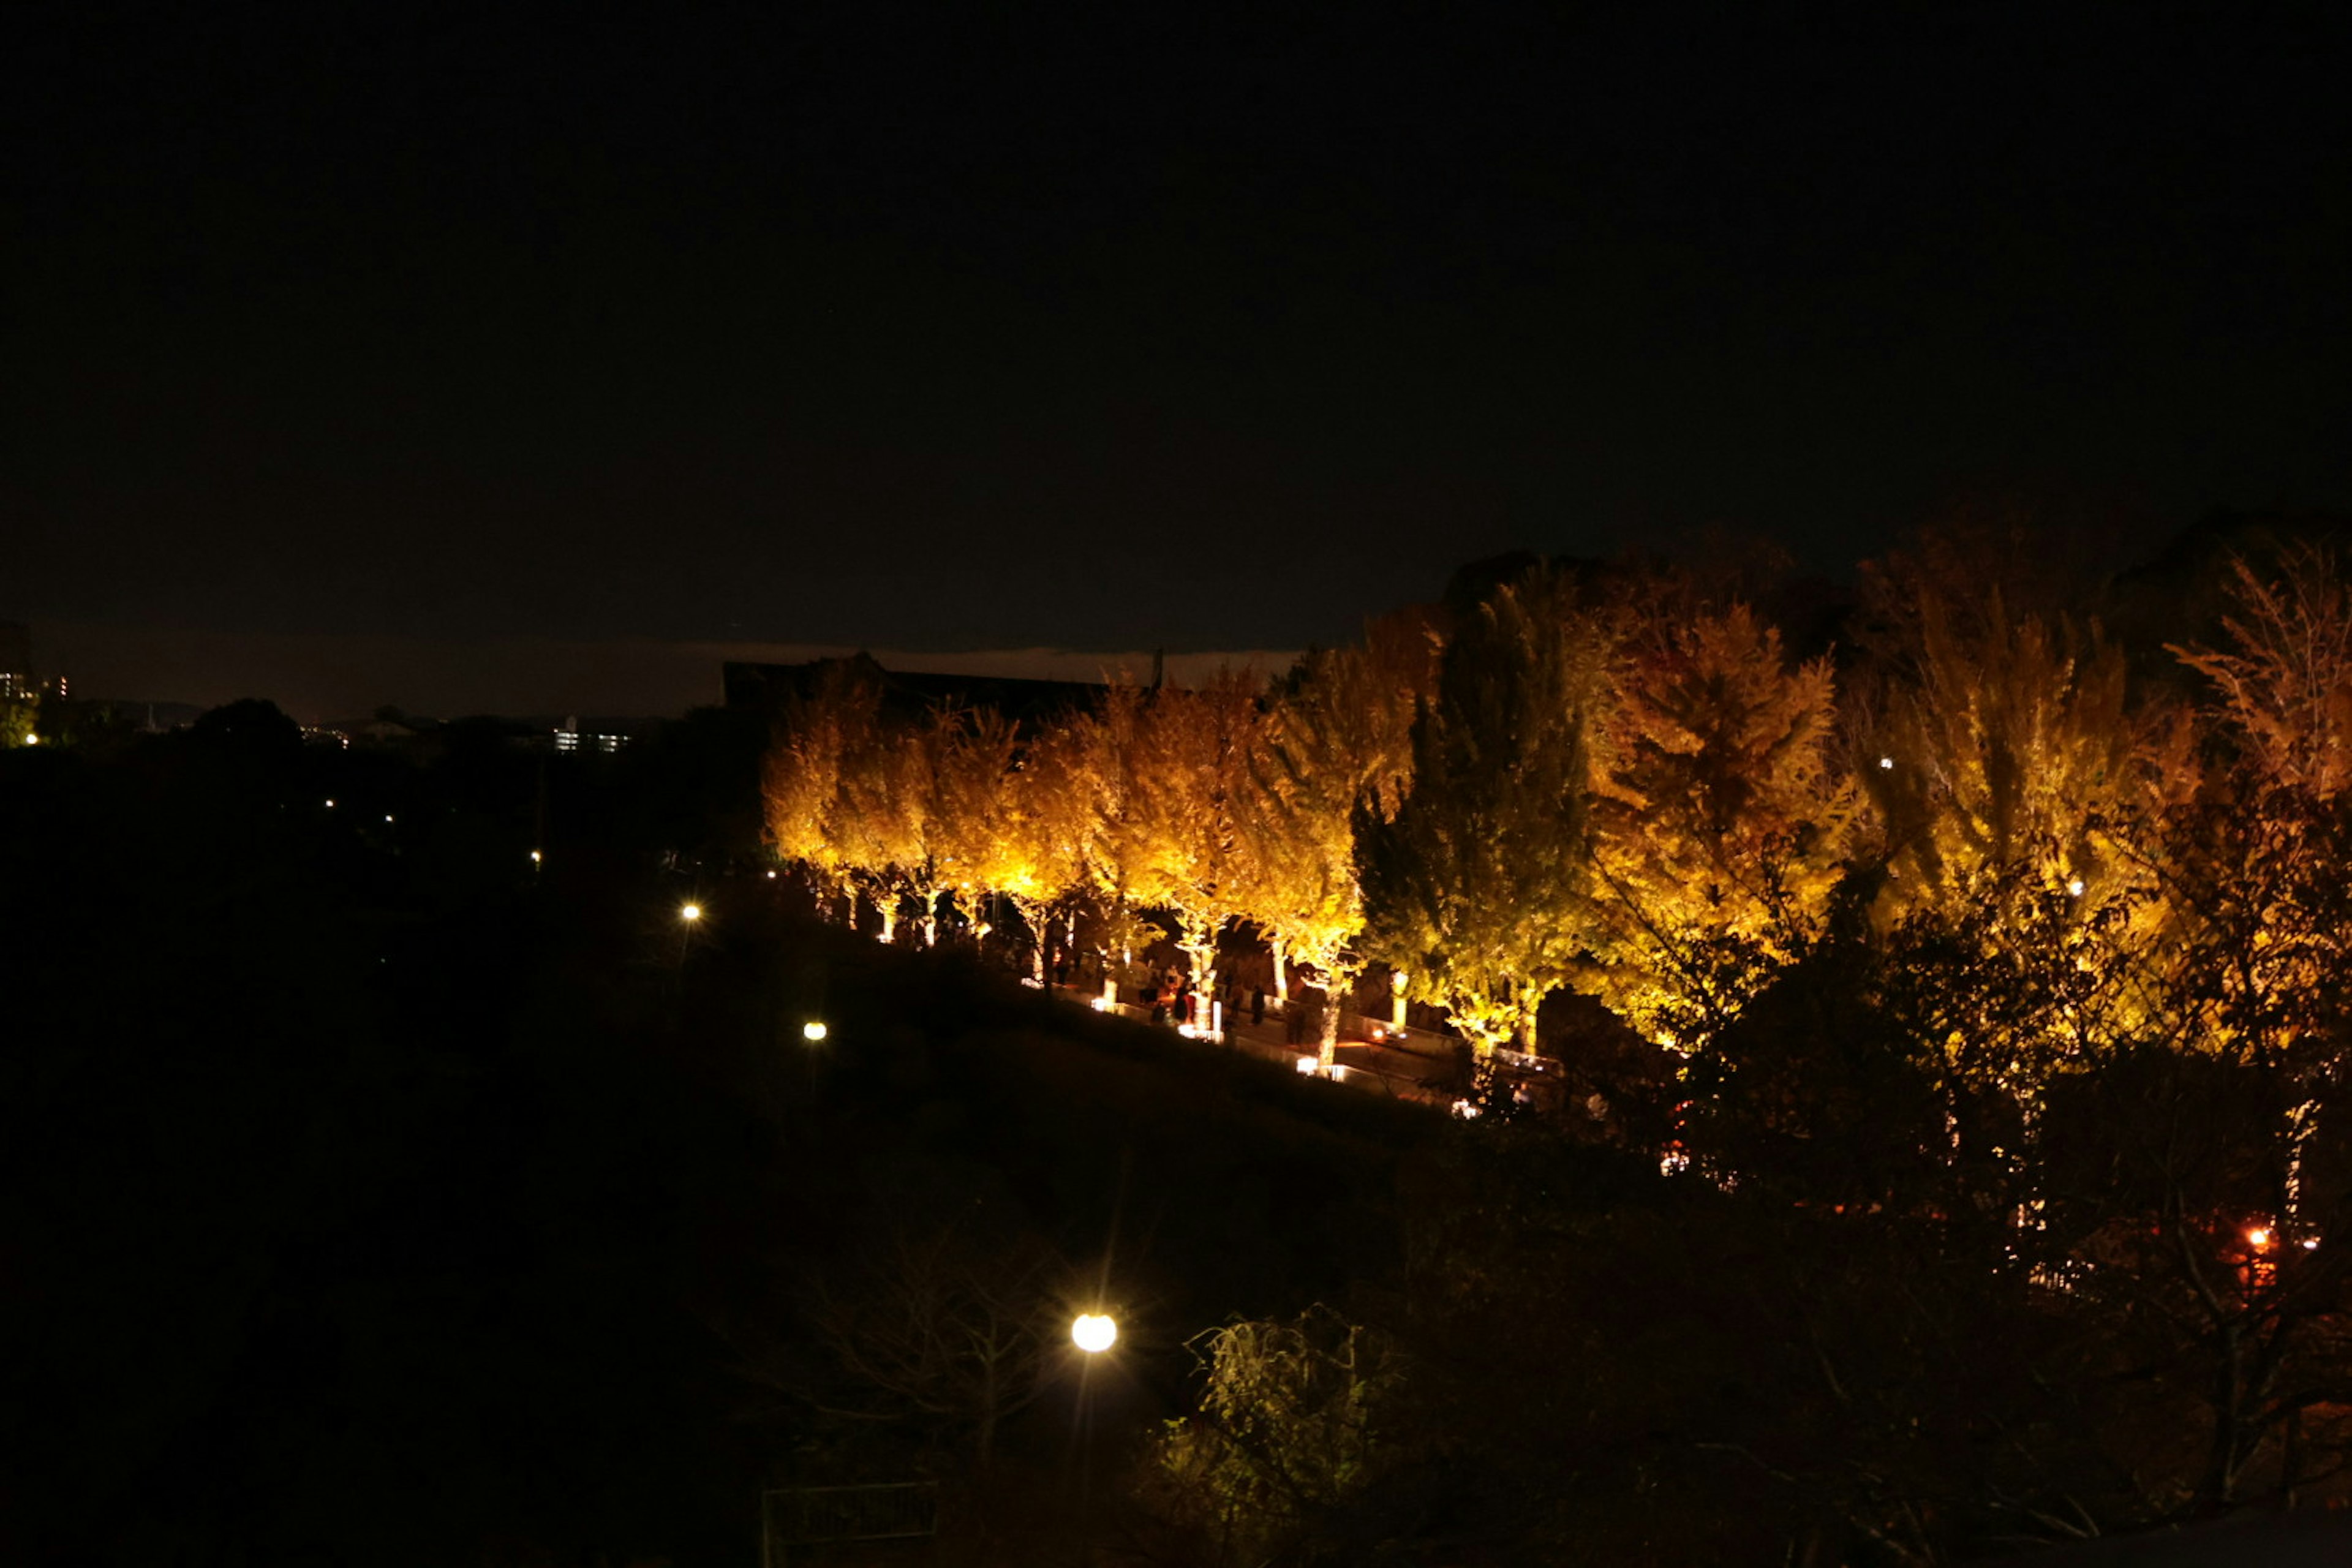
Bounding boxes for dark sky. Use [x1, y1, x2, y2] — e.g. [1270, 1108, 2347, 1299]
[7, 3, 2350, 707]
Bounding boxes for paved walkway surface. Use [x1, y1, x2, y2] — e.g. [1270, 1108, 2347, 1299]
[1046, 982, 1460, 1106]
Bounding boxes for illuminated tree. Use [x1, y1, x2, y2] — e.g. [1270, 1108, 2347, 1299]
[760, 661, 884, 923]
[1858, 570, 2141, 914]
[1242, 610, 1441, 1062]
[1124, 671, 1265, 1029]
[925, 706, 1021, 944]
[1066, 681, 1161, 978]
[2158, 545, 2352, 1228]
[1585, 589, 1856, 1054]
[941, 708, 1098, 981]
[1849, 563, 2165, 1198]
[2172, 545, 2352, 798]
[825, 710, 922, 943]
[1358, 570, 1615, 1055]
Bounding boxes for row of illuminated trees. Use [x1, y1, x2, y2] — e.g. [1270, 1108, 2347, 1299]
[761, 611, 1437, 1060]
[764, 542, 2352, 1219]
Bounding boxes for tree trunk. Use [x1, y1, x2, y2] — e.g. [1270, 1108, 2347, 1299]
[1318, 969, 1346, 1068]
[1012, 895, 1046, 982]
[878, 900, 897, 943]
[2285, 1095, 2321, 1232]
[1177, 921, 1218, 1032]
[1270, 938, 1287, 1007]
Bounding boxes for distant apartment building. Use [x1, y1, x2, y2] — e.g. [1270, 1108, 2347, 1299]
[552, 717, 630, 754]
[0, 621, 65, 701]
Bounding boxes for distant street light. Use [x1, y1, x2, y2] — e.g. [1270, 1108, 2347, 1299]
[23, 733, 37, 745]
[530, 850, 543, 864]
[680, 902, 703, 922]
[802, 1020, 828, 1042]
[1071, 1313, 1117, 1354]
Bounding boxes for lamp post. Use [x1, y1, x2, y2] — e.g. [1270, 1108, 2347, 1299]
[1070, 1312, 1117, 1562]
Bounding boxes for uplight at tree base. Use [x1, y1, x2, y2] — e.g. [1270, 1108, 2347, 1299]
[1072, 1313, 1117, 1353]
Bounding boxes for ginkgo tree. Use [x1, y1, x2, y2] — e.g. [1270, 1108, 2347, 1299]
[1584, 587, 1857, 1054]
[2157, 545, 2352, 1229]
[952, 709, 1099, 982]
[925, 706, 1022, 946]
[1859, 568, 2142, 917]
[1241, 610, 1441, 1063]
[761, 660, 884, 925]
[1121, 671, 1265, 1031]
[1849, 557, 2174, 1202]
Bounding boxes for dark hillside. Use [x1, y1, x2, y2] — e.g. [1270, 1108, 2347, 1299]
[0, 713, 1442, 1565]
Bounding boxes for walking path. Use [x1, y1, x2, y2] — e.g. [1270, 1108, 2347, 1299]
[1045, 981, 1460, 1107]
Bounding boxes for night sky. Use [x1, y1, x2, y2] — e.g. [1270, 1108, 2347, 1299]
[7, 4, 2350, 714]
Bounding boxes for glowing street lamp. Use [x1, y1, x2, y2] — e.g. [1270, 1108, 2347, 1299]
[1071, 1313, 1117, 1354]
[802, 1020, 829, 1042]
[680, 902, 703, 923]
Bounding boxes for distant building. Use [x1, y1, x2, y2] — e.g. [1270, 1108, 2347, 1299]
[0, 621, 55, 700]
[552, 716, 631, 754]
[0, 622, 26, 691]
[723, 652, 1107, 729]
